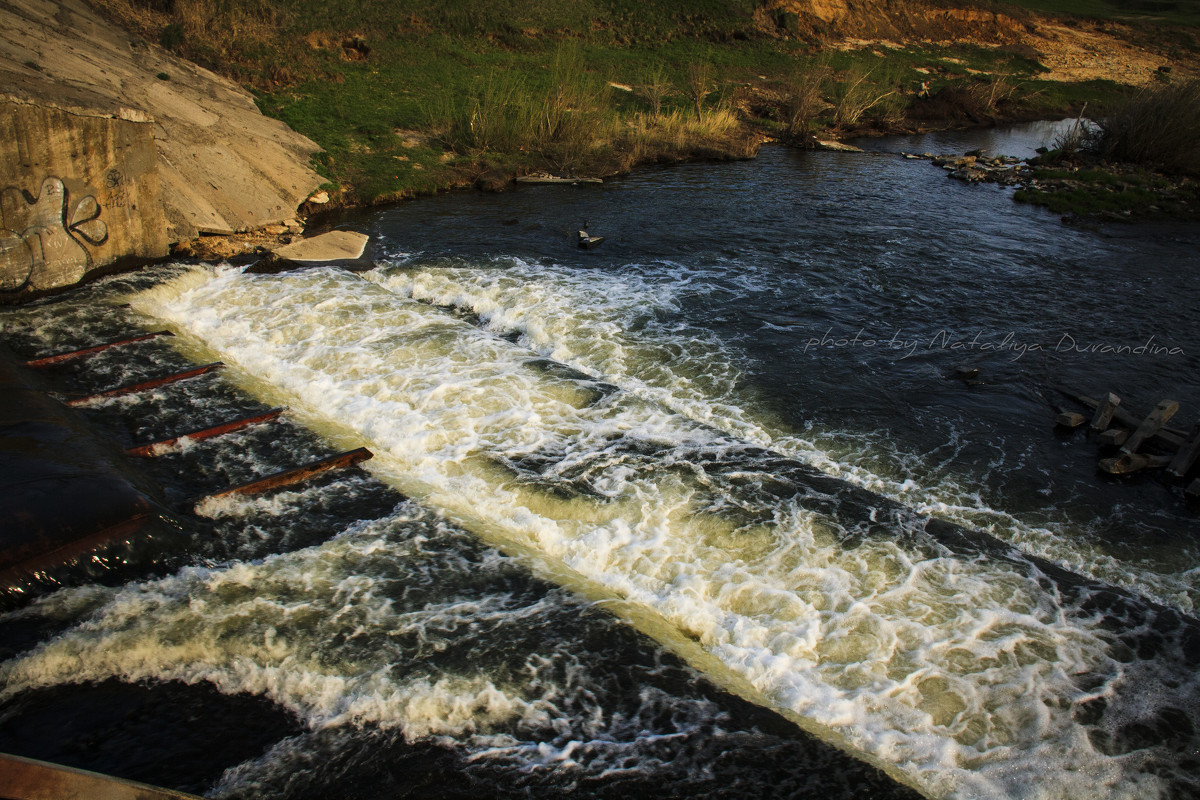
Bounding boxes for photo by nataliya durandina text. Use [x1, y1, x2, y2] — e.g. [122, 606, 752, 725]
[802, 328, 1186, 361]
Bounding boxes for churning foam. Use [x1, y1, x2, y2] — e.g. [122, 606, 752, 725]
[1, 503, 743, 796]
[363, 259, 1200, 614]
[123, 265, 1195, 799]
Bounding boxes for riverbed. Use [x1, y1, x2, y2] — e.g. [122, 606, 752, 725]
[2, 123, 1199, 800]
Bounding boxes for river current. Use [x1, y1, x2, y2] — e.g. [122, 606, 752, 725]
[2, 124, 1200, 799]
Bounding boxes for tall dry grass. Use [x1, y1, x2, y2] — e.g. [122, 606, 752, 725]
[618, 105, 743, 167]
[1094, 79, 1200, 176]
[829, 64, 901, 128]
[440, 45, 617, 173]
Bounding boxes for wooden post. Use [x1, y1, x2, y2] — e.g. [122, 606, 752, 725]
[1168, 424, 1200, 478]
[1099, 453, 1172, 475]
[64, 363, 223, 406]
[196, 447, 373, 503]
[1099, 428, 1129, 448]
[1121, 400, 1179, 455]
[126, 408, 285, 457]
[25, 331, 173, 367]
[1089, 392, 1121, 432]
[1056, 388, 1185, 447]
[1055, 412, 1088, 428]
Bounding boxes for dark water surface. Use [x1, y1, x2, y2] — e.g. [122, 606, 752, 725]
[2, 126, 1200, 800]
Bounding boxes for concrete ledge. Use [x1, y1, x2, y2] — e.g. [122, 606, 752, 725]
[0, 348, 161, 592]
[0, 753, 204, 800]
[1, 0, 324, 245]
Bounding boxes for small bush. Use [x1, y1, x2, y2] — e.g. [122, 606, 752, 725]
[780, 63, 829, 139]
[828, 64, 900, 128]
[686, 62, 716, 122]
[1052, 111, 1101, 159]
[159, 22, 184, 50]
[1093, 79, 1200, 176]
[639, 66, 673, 122]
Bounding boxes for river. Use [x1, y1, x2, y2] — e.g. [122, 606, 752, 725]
[2, 123, 1199, 799]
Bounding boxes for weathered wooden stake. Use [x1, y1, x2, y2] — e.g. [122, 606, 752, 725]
[1058, 389, 1185, 447]
[1090, 392, 1121, 432]
[65, 363, 223, 406]
[126, 408, 285, 457]
[197, 447, 373, 503]
[1168, 424, 1200, 479]
[1099, 428, 1129, 448]
[1056, 412, 1088, 428]
[1122, 400, 1179, 455]
[1099, 453, 1172, 475]
[25, 331, 173, 367]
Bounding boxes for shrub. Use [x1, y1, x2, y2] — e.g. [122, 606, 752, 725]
[780, 63, 829, 140]
[640, 66, 673, 123]
[1093, 79, 1200, 176]
[686, 62, 716, 122]
[828, 64, 900, 128]
[159, 22, 184, 50]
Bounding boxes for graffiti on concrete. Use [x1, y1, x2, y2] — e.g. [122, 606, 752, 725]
[1, 177, 109, 292]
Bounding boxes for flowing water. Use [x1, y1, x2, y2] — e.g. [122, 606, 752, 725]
[3, 127, 1200, 799]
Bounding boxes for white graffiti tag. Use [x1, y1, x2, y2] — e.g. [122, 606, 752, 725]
[1, 177, 108, 292]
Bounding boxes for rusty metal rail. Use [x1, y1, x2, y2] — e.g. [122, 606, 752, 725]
[65, 363, 223, 407]
[25, 331, 173, 367]
[126, 408, 285, 457]
[196, 447, 373, 505]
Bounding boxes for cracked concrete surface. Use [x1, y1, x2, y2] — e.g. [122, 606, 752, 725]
[0, 0, 324, 242]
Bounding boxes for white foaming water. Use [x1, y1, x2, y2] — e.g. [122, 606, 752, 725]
[0, 513, 538, 735]
[364, 259, 1200, 614]
[125, 265, 1190, 799]
[1, 502, 735, 795]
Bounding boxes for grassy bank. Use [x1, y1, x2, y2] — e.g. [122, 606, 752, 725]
[89, 0, 1196, 205]
[1013, 78, 1200, 218]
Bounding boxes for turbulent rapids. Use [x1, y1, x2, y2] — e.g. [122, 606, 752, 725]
[31, 260, 1174, 800]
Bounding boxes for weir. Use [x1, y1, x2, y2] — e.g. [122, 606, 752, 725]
[0, 273, 932, 800]
[2, 259, 1198, 799]
[112, 262, 1200, 800]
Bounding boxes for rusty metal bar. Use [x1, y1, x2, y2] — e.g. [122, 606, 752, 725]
[65, 363, 223, 407]
[198, 447, 373, 503]
[25, 331, 174, 367]
[126, 408, 286, 457]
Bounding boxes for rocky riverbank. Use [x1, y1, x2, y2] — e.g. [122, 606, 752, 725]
[904, 148, 1200, 221]
[4, 0, 1200, 289]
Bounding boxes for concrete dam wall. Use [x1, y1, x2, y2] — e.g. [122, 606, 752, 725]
[0, 0, 325, 300]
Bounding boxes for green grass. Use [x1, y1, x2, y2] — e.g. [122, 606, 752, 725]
[1014, 184, 1198, 215]
[1015, 161, 1199, 216]
[90, 0, 1200, 203]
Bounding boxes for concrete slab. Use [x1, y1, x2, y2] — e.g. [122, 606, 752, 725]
[1, 101, 169, 297]
[0, 753, 204, 800]
[271, 230, 370, 263]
